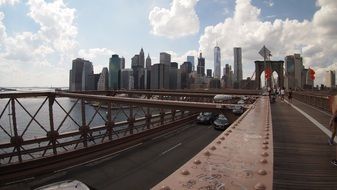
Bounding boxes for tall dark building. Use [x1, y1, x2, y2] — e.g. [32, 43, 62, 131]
[131, 55, 139, 69]
[139, 48, 145, 68]
[69, 58, 92, 91]
[180, 62, 193, 89]
[145, 54, 152, 89]
[207, 69, 212, 77]
[169, 62, 178, 89]
[120, 57, 125, 69]
[109, 54, 121, 90]
[82, 61, 94, 91]
[97, 67, 109, 91]
[131, 49, 145, 89]
[197, 52, 205, 76]
[151, 63, 169, 89]
[160, 52, 171, 66]
[88, 74, 100, 90]
[146, 54, 152, 69]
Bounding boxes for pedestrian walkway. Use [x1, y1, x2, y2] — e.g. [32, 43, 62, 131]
[271, 98, 337, 190]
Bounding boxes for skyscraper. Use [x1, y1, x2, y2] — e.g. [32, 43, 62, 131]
[160, 52, 171, 66]
[70, 58, 86, 91]
[97, 67, 109, 91]
[285, 54, 304, 89]
[120, 69, 134, 90]
[69, 58, 95, 91]
[139, 48, 145, 68]
[120, 57, 125, 70]
[207, 69, 212, 78]
[187, 56, 195, 71]
[146, 54, 152, 69]
[197, 52, 205, 76]
[145, 54, 152, 89]
[325, 70, 336, 88]
[214, 46, 221, 79]
[233, 47, 242, 84]
[180, 62, 193, 89]
[109, 54, 121, 90]
[169, 62, 178, 89]
[82, 61, 94, 91]
[151, 63, 169, 89]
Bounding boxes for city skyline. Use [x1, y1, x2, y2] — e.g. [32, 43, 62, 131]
[0, 0, 336, 87]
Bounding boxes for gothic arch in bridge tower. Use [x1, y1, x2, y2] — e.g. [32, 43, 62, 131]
[254, 60, 284, 89]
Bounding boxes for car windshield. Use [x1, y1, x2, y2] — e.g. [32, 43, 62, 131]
[215, 115, 228, 124]
[234, 105, 242, 109]
[203, 112, 212, 116]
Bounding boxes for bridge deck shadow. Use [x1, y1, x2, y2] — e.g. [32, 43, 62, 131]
[271, 99, 337, 190]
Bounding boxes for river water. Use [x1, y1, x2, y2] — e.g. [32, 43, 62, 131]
[0, 89, 162, 144]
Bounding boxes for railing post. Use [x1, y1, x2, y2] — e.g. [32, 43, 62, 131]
[160, 109, 165, 125]
[146, 107, 151, 129]
[171, 109, 176, 121]
[48, 94, 58, 155]
[106, 102, 113, 140]
[181, 110, 185, 118]
[10, 98, 23, 163]
[128, 105, 134, 134]
[81, 98, 88, 147]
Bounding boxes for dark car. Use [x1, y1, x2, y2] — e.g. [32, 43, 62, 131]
[197, 112, 217, 124]
[232, 105, 244, 115]
[213, 114, 230, 130]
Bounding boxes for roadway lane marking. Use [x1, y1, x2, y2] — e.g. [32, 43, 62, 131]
[5, 177, 35, 186]
[208, 125, 212, 129]
[152, 124, 193, 140]
[160, 143, 182, 156]
[286, 100, 337, 144]
[54, 143, 143, 173]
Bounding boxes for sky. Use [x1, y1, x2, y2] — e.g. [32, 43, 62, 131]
[0, 0, 336, 87]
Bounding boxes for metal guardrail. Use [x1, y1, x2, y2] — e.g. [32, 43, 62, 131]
[293, 92, 330, 112]
[0, 92, 196, 166]
[0, 91, 244, 166]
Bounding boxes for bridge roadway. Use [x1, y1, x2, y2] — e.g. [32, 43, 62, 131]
[1, 123, 223, 189]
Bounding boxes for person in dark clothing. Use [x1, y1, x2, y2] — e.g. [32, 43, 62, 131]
[288, 88, 293, 103]
[329, 110, 337, 166]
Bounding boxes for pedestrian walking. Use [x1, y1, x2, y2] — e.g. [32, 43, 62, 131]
[288, 88, 293, 103]
[329, 110, 337, 166]
[280, 87, 285, 101]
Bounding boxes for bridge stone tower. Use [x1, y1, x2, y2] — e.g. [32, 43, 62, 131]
[255, 60, 284, 89]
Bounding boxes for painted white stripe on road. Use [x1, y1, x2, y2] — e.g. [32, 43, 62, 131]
[161, 143, 182, 155]
[286, 100, 337, 143]
[54, 143, 143, 173]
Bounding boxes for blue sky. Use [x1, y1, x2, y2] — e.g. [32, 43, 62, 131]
[0, 0, 335, 87]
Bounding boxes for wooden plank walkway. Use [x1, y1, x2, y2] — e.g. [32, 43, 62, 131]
[271, 99, 337, 190]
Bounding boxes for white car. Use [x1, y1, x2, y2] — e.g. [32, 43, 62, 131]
[34, 180, 91, 190]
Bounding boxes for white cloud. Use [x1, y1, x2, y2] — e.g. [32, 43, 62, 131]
[0, 0, 19, 5]
[148, 0, 199, 38]
[0, 0, 78, 87]
[198, 0, 337, 86]
[264, 0, 274, 7]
